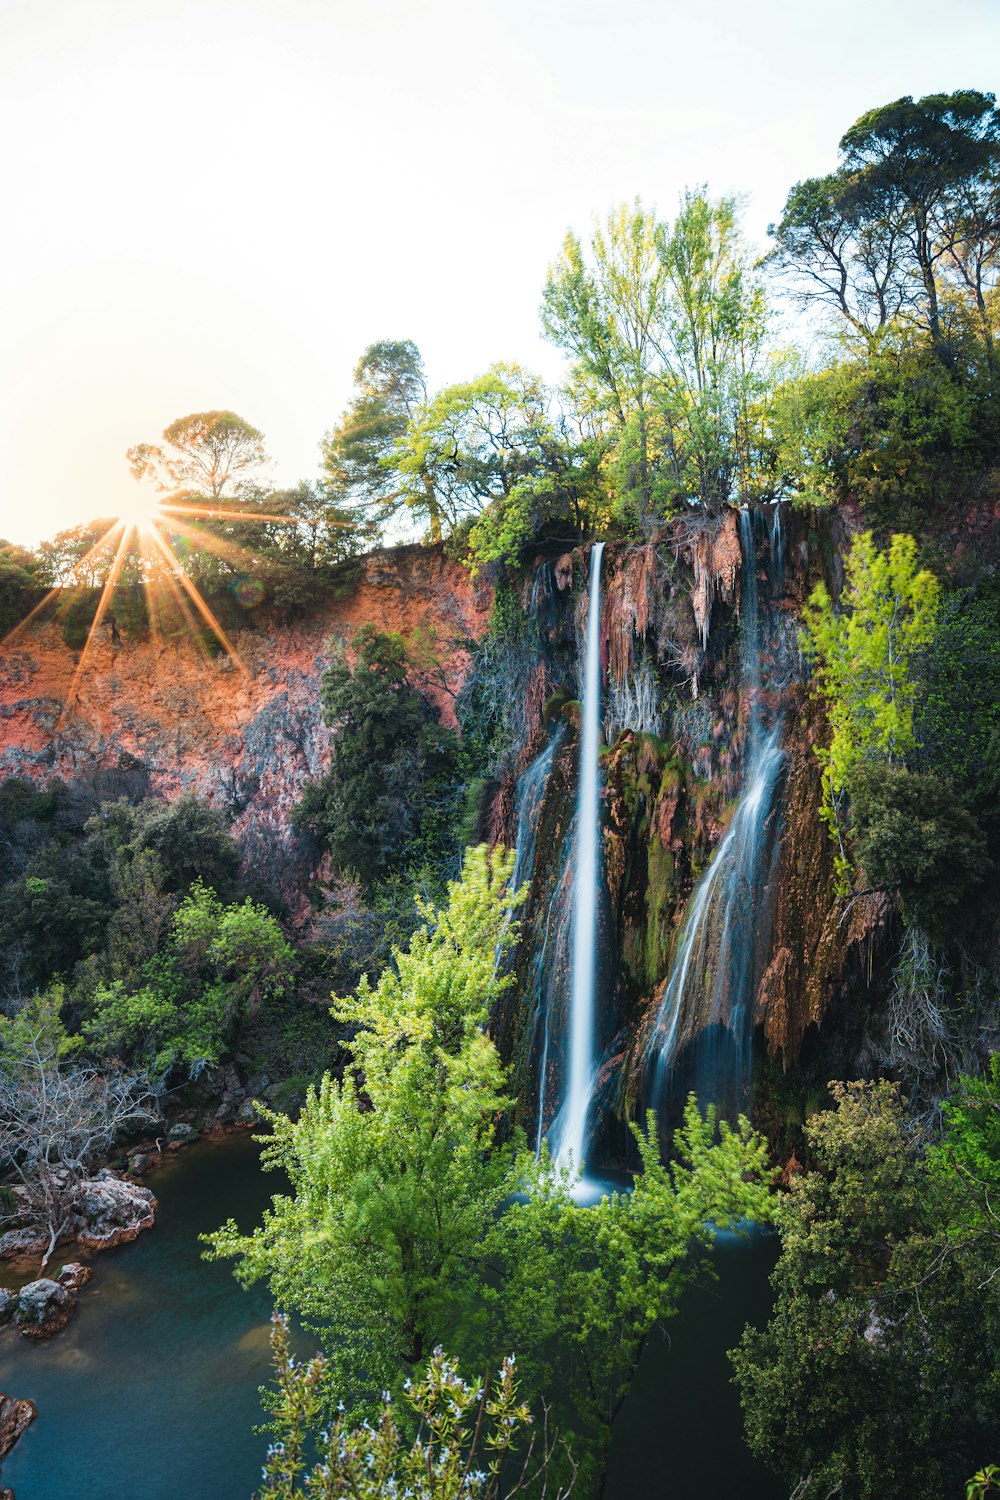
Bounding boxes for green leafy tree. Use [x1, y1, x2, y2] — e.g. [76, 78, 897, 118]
[800, 531, 940, 886]
[770, 91, 1000, 357]
[542, 194, 771, 530]
[322, 341, 429, 538]
[392, 364, 578, 546]
[209, 846, 772, 1493]
[655, 189, 769, 509]
[86, 881, 295, 1075]
[295, 627, 461, 891]
[207, 846, 523, 1402]
[542, 200, 670, 533]
[496, 1105, 771, 1492]
[128, 793, 242, 898]
[733, 1075, 1000, 1500]
[847, 763, 991, 936]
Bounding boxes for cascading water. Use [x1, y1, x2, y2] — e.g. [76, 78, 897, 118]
[770, 501, 785, 595]
[510, 728, 563, 897]
[644, 723, 785, 1112]
[550, 542, 605, 1172]
[645, 514, 784, 1121]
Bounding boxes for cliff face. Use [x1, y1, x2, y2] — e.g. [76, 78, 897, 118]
[0, 545, 491, 897]
[0, 518, 900, 1154]
[489, 509, 896, 1161]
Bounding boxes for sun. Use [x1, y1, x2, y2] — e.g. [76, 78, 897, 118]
[116, 491, 164, 534]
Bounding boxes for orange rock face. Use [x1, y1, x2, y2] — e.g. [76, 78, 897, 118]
[0, 545, 492, 894]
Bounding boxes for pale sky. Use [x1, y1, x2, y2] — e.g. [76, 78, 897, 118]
[1, 0, 997, 547]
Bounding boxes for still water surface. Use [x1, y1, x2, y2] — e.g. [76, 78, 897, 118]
[0, 1135, 782, 1499]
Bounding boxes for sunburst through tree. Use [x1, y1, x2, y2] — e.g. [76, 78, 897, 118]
[0, 411, 313, 723]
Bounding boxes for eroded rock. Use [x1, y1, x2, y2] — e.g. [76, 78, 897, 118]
[15, 1279, 75, 1338]
[75, 1170, 157, 1253]
[57, 1262, 92, 1290]
[0, 1391, 37, 1459]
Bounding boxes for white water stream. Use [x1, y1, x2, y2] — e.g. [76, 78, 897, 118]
[551, 542, 604, 1173]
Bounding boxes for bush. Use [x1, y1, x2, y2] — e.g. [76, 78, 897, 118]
[848, 763, 992, 936]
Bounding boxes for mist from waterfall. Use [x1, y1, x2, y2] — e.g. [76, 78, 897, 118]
[551, 541, 605, 1173]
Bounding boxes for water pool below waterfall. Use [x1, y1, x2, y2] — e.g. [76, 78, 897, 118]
[0, 1136, 782, 1499]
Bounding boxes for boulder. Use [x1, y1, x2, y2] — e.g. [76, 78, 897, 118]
[0, 1392, 37, 1459]
[166, 1122, 199, 1144]
[15, 1279, 75, 1338]
[0, 1290, 15, 1326]
[57, 1262, 92, 1290]
[0, 1228, 45, 1261]
[236, 1097, 262, 1125]
[128, 1152, 150, 1175]
[75, 1171, 157, 1252]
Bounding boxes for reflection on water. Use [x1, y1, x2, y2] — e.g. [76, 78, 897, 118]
[606, 1224, 783, 1500]
[0, 1132, 284, 1500]
[0, 1135, 782, 1500]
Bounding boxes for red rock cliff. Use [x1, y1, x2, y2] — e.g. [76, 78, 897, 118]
[0, 545, 492, 892]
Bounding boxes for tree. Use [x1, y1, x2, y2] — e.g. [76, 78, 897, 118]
[840, 91, 1000, 354]
[391, 364, 575, 543]
[294, 627, 461, 891]
[86, 881, 296, 1076]
[769, 173, 912, 350]
[847, 763, 991, 936]
[322, 341, 428, 538]
[0, 990, 155, 1270]
[655, 189, 769, 509]
[732, 1076, 1000, 1500]
[127, 411, 270, 500]
[542, 194, 771, 530]
[258, 1317, 575, 1500]
[800, 531, 940, 886]
[770, 92, 1000, 357]
[208, 845, 772, 1493]
[207, 846, 524, 1404]
[128, 793, 242, 898]
[542, 201, 668, 533]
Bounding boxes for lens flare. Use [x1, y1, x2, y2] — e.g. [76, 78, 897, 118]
[3, 493, 297, 719]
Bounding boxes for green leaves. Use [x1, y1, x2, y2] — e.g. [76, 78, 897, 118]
[207, 846, 524, 1408]
[295, 626, 462, 891]
[800, 531, 940, 889]
[733, 1072, 1000, 1499]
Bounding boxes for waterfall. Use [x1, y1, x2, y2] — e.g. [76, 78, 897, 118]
[645, 514, 784, 1120]
[644, 722, 785, 1111]
[770, 501, 785, 595]
[550, 542, 605, 1173]
[510, 727, 563, 896]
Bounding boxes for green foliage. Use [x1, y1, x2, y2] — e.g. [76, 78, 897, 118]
[207, 846, 523, 1403]
[800, 531, 940, 887]
[914, 583, 1000, 837]
[495, 1103, 771, 1486]
[770, 90, 1000, 356]
[732, 1076, 1000, 1500]
[208, 847, 773, 1490]
[259, 1315, 572, 1500]
[847, 763, 991, 935]
[295, 626, 461, 891]
[85, 882, 295, 1075]
[322, 340, 428, 540]
[0, 541, 46, 635]
[541, 193, 770, 531]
